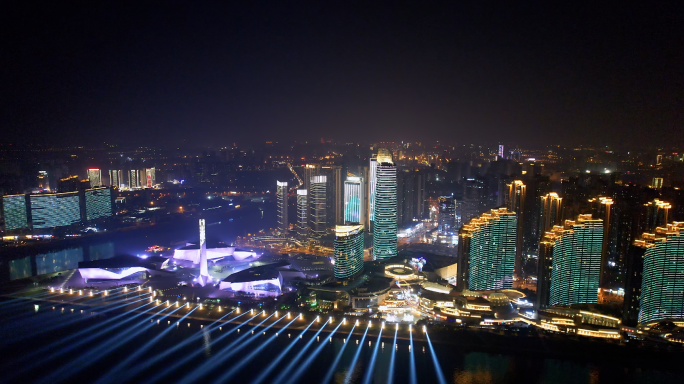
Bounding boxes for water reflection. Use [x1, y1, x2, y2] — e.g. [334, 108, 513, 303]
[8, 242, 116, 281]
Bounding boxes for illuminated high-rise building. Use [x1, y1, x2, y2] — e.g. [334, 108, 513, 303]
[589, 196, 613, 286]
[334, 225, 365, 279]
[438, 196, 455, 234]
[30, 192, 82, 229]
[129, 170, 141, 189]
[344, 177, 365, 225]
[369, 154, 378, 227]
[85, 187, 113, 221]
[642, 199, 670, 233]
[145, 168, 156, 188]
[631, 223, 684, 325]
[537, 214, 603, 309]
[498, 144, 504, 160]
[276, 181, 288, 232]
[310, 176, 327, 238]
[372, 149, 397, 260]
[506, 180, 526, 276]
[2, 194, 29, 231]
[109, 170, 123, 188]
[539, 192, 563, 236]
[458, 208, 517, 290]
[87, 169, 102, 188]
[297, 189, 308, 238]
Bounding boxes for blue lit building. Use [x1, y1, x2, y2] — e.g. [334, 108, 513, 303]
[2, 194, 29, 231]
[372, 149, 397, 260]
[344, 177, 365, 225]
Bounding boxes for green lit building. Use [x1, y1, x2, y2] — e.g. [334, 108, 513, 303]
[334, 225, 365, 279]
[372, 149, 397, 260]
[537, 214, 603, 308]
[458, 208, 517, 290]
[634, 223, 684, 325]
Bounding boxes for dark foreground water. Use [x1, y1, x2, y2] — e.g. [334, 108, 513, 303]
[0, 300, 681, 384]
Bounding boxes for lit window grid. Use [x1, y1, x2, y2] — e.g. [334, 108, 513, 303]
[30, 193, 81, 229]
[334, 226, 365, 279]
[373, 164, 397, 260]
[2, 195, 28, 230]
[85, 188, 113, 221]
[468, 214, 516, 290]
[276, 181, 288, 231]
[548, 222, 602, 306]
[310, 178, 327, 237]
[639, 235, 684, 324]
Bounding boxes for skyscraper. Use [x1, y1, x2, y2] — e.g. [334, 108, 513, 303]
[506, 180, 526, 277]
[369, 154, 378, 228]
[334, 225, 365, 279]
[129, 170, 141, 189]
[633, 222, 684, 325]
[458, 207, 517, 291]
[438, 196, 456, 235]
[344, 177, 365, 225]
[310, 176, 327, 238]
[297, 189, 308, 238]
[277, 181, 288, 232]
[109, 170, 123, 188]
[589, 196, 613, 287]
[87, 169, 102, 188]
[537, 214, 603, 309]
[372, 149, 397, 260]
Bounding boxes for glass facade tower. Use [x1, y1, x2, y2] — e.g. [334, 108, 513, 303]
[344, 177, 365, 225]
[277, 181, 288, 232]
[458, 208, 517, 290]
[297, 189, 308, 238]
[334, 225, 365, 279]
[310, 176, 327, 238]
[85, 187, 113, 221]
[372, 150, 397, 260]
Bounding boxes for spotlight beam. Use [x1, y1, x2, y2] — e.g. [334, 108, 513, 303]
[177, 311, 277, 384]
[260, 320, 332, 384]
[1, 296, 155, 370]
[319, 325, 357, 384]
[2, 293, 153, 345]
[283, 322, 343, 384]
[93, 306, 200, 384]
[387, 328, 398, 384]
[408, 327, 418, 384]
[116, 309, 239, 383]
[343, 325, 370, 384]
[144, 310, 262, 383]
[361, 327, 383, 384]
[249, 319, 318, 384]
[214, 316, 301, 383]
[35, 303, 178, 384]
[425, 332, 448, 384]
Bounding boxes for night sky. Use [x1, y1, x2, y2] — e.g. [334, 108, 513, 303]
[2, 1, 682, 148]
